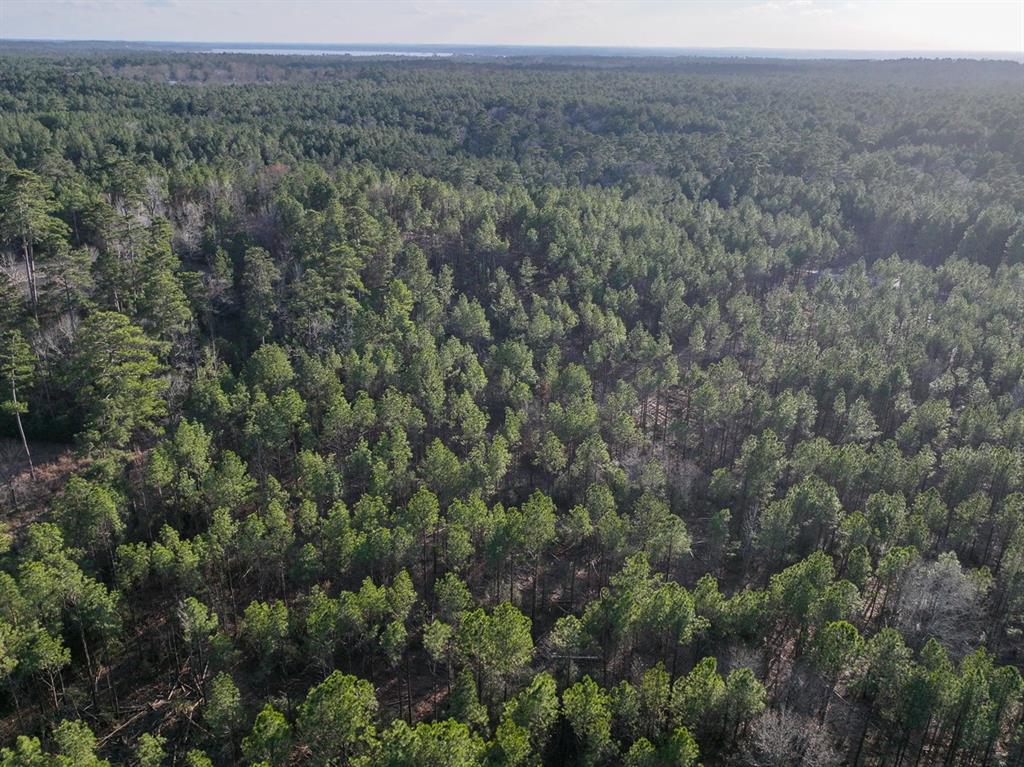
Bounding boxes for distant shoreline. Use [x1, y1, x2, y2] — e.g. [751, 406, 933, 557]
[0, 38, 1020, 63]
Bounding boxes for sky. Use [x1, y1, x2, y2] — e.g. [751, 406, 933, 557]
[1, 0, 1022, 54]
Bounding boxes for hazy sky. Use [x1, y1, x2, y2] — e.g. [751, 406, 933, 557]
[1, 0, 1021, 53]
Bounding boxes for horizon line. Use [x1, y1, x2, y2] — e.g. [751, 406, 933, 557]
[1, 37, 1020, 60]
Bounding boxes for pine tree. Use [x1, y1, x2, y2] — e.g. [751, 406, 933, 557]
[0, 168, 68, 316]
[0, 329, 35, 478]
[67, 311, 168, 451]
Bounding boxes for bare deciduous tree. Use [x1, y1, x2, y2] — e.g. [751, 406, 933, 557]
[894, 552, 987, 656]
[746, 708, 841, 767]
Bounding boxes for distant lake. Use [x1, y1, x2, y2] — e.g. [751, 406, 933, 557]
[193, 45, 1020, 62]
[211, 48, 452, 57]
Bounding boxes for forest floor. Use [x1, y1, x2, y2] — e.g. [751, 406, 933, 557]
[0, 438, 81, 534]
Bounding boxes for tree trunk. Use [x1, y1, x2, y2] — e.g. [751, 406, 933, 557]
[568, 558, 576, 612]
[11, 382, 34, 480]
[531, 555, 539, 621]
[64, 280, 78, 331]
[22, 236, 38, 316]
[852, 711, 871, 767]
[820, 678, 835, 724]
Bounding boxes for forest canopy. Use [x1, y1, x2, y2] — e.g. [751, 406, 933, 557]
[1, 49, 1024, 766]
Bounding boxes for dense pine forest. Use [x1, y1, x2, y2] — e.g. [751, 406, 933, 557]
[1, 49, 1024, 766]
